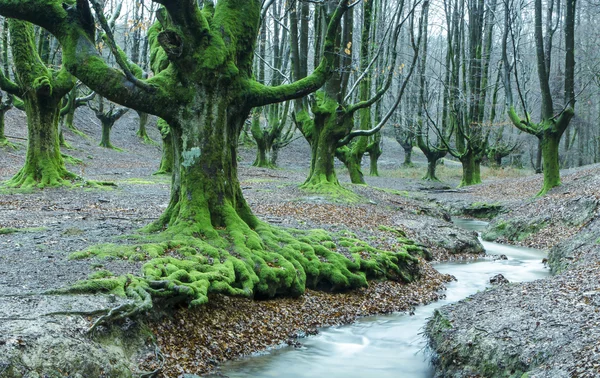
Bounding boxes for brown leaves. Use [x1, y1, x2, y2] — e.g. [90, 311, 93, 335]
[145, 261, 453, 376]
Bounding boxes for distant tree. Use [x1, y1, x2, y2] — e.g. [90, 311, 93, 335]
[506, 0, 576, 195]
[89, 96, 129, 150]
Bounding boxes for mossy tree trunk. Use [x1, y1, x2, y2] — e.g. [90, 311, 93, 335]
[136, 110, 153, 143]
[367, 133, 382, 176]
[250, 110, 276, 169]
[297, 95, 350, 191]
[0, 105, 10, 146]
[155, 118, 173, 175]
[99, 119, 114, 148]
[91, 96, 129, 150]
[335, 146, 365, 184]
[3, 20, 76, 188]
[458, 150, 482, 187]
[504, 0, 576, 196]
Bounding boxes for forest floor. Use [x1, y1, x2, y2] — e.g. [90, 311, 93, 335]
[0, 108, 596, 377]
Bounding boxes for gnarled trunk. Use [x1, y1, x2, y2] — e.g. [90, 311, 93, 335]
[367, 133, 382, 176]
[336, 147, 365, 185]
[7, 94, 75, 187]
[423, 157, 440, 181]
[136, 111, 152, 143]
[151, 89, 256, 233]
[302, 114, 342, 190]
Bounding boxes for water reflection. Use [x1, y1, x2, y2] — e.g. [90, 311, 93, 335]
[219, 219, 548, 378]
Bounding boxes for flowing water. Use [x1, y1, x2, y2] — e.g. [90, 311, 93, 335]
[220, 219, 549, 378]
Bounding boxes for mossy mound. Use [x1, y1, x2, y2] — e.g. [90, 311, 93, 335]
[482, 218, 548, 242]
[66, 223, 422, 310]
[462, 202, 504, 219]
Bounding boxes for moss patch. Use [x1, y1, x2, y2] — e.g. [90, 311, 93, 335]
[66, 223, 422, 309]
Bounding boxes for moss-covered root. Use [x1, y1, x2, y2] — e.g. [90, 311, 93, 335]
[300, 176, 362, 203]
[5, 158, 80, 188]
[67, 223, 422, 311]
[0, 137, 17, 150]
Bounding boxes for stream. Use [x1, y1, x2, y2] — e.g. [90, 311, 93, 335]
[219, 219, 549, 377]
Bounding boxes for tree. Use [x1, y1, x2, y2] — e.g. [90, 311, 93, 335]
[249, 0, 293, 168]
[294, 0, 423, 194]
[506, 0, 576, 195]
[0, 20, 15, 149]
[0, 19, 76, 188]
[89, 96, 129, 149]
[0, 1, 421, 307]
[59, 82, 95, 137]
[154, 118, 173, 174]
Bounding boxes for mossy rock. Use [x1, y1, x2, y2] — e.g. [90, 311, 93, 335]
[462, 202, 504, 219]
[482, 218, 547, 242]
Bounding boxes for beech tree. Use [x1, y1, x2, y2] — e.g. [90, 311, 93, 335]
[89, 96, 129, 149]
[293, 0, 423, 194]
[0, 0, 422, 309]
[0, 19, 76, 188]
[506, 0, 576, 195]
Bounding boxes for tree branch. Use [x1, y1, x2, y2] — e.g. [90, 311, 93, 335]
[246, 0, 348, 107]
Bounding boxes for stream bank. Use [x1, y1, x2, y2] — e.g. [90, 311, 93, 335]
[215, 219, 548, 378]
[426, 169, 600, 378]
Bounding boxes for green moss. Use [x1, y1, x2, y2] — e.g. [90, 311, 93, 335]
[66, 222, 422, 309]
[463, 202, 503, 219]
[88, 269, 115, 279]
[482, 219, 547, 242]
[0, 226, 47, 234]
[60, 153, 84, 166]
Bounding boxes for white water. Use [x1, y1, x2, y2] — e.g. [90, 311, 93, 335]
[220, 219, 549, 377]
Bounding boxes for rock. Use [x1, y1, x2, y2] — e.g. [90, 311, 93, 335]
[489, 274, 509, 285]
[0, 294, 155, 377]
[393, 218, 484, 257]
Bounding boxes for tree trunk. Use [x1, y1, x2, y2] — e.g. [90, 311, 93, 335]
[539, 130, 561, 195]
[367, 133, 382, 176]
[251, 114, 275, 169]
[253, 142, 273, 168]
[402, 146, 413, 167]
[99, 121, 114, 149]
[423, 156, 441, 181]
[0, 109, 6, 143]
[535, 138, 543, 173]
[136, 111, 152, 143]
[7, 95, 76, 187]
[155, 118, 173, 174]
[459, 151, 482, 187]
[302, 123, 340, 190]
[149, 93, 258, 235]
[369, 151, 380, 176]
[346, 154, 365, 184]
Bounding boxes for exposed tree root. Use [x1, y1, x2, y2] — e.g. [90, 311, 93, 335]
[5, 163, 81, 189]
[66, 223, 423, 327]
[300, 179, 362, 203]
[0, 138, 18, 150]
